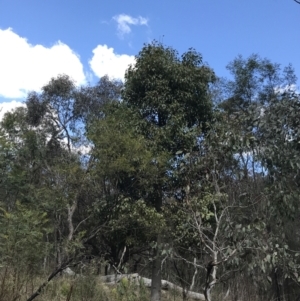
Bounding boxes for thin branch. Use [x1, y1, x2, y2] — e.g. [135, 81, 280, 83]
[26, 258, 74, 301]
[117, 246, 127, 271]
[172, 252, 205, 270]
[190, 258, 198, 291]
[26, 222, 105, 301]
[73, 215, 91, 234]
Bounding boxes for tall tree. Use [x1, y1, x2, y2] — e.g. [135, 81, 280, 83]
[87, 102, 167, 273]
[217, 55, 300, 300]
[122, 42, 215, 301]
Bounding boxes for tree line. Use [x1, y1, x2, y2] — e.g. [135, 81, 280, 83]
[0, 42, 300, 301]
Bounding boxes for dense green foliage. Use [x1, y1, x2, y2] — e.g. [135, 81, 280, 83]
[1, 42, 300, 301]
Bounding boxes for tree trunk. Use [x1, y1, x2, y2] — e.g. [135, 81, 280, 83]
[151, 234, 162, 301]
[204, 258, 217, 301]
[151, 187, 163, 301]
[67, 201, 77, 241]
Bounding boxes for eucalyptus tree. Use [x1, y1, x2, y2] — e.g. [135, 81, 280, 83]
[85, 102, 167, 274]
[163, 55, 300, 300]
[122, 42, 215, 301]
[217, 55, 300, 300]
[0, 107, 57, 300]
[0, 75, 126, 301]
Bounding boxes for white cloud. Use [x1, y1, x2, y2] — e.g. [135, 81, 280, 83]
[0, 100, 26, 121]
[89, 44, 135, 81]
[0, 28, 86, 99]
[113, 14, 148, 38]
[274, 84, 298, 95]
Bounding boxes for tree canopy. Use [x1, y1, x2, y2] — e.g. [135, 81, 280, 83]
[1, 43, 300, 301]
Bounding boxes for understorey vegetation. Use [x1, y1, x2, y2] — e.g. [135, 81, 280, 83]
[1, 42, 300, 301]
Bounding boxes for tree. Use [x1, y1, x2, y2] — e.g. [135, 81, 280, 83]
[123, 42, 215, 301]
[216, 55, 300, 300]
[86, 102, 167, 273]
[0, 75, 126, 301]
[2, 44, 300, 301]
[163, 55, 300, 301]
[0, 107, 59, 300]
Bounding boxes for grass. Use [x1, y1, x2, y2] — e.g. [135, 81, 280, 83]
[34, 275, 184, 301]
[0, 267, 270, 301]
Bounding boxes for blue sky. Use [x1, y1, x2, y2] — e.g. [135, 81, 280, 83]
[0, 0, 299, 117]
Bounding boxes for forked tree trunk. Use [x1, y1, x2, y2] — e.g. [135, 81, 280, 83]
[204, 255, 218, 301]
